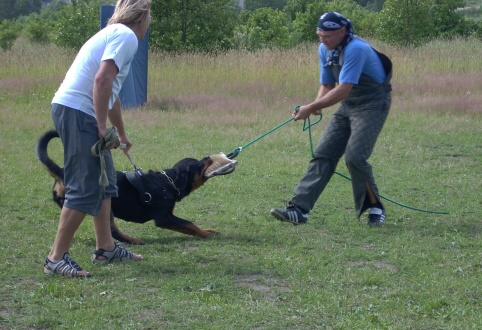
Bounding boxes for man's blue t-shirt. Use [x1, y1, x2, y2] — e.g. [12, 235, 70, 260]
[319, 37, 386, 85]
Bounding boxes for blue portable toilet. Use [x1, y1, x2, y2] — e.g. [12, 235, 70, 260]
[100, 5, 148, 109]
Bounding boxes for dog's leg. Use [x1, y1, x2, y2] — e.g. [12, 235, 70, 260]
[110, 211, 145, 245]
[158, 216, 217, 238]
[167, 223, 217, 238]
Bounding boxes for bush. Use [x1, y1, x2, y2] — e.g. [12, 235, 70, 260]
[326, 0, 378, 38]
[377, 0, 434, 46]
[240, 8, 295, 50]
[24, 15, 52, 44]
[0, 19, 19, 51]
[150, 0, 237, 52]
[292, 1, 329, 43]
[54, 0, 109, 50]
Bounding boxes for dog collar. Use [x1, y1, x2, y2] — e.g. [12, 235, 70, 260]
[161, 171, 180, 197]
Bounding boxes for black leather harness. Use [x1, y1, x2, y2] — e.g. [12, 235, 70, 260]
[125, 171, 153, 205]
[125, 170, 181, 206]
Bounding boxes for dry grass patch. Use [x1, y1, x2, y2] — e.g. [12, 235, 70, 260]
[235, 274, 291, 294]
[393, 72, 482, 113]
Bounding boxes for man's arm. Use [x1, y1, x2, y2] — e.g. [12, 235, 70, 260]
[93, 59, 118, 139]
[108, 97, 132, 153]
[316, 83, 334, 100]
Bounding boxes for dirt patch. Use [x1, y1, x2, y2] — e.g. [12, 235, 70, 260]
[347, 260, 398, 272]
[235, 273, 291, 293]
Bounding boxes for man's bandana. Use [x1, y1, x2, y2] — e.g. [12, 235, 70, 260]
[317, 12, 350, 31]
[317, 12, 355, 66]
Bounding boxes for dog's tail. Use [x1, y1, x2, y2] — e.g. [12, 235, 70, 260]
[35, 129, 63, 179]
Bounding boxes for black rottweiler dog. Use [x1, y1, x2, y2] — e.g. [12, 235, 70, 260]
[36, 129, 220, 245]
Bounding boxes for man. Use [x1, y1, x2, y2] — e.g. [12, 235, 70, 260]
[43, 0, 151, 277]
[270, 12, 392, 226]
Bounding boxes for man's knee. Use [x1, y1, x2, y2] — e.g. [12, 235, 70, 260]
[345, 154, 368, 170]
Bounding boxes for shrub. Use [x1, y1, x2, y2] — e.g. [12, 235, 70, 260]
[0, 19, 19, 51]
[54, 0, 110, 50]
[24, 15, 52, 44]
[241, 8, 294, 50]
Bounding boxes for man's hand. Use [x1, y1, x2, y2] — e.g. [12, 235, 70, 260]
[119, 136, 132, 154]
[293, 105, 320, 121]
[98, 126, 107, 140]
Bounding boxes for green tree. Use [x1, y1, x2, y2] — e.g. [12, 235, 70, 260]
[0, 19, 19, 50]
[291, 0, 329, 42]
[283, 0, 313, 21]
[39, 0, 71, 21]
[326, 0, 378, 38]
[244, 0, 288, 11]
[460, 17, 482, 38]
[353, 0, 386, 10]
[24, 14, 52, 44]
[365, 0, 385, 11]
[427, 0, 466, 37]
[377, 0, 434, 46]
[238, 7, 294, 50]
[15, 0, 42, 17]
[377, 0, 471, 45]
[0, 0, 16, 21]
[150, 0, 237, 52]
[0, 0, 42, 21]
[54, 0, 111, 49]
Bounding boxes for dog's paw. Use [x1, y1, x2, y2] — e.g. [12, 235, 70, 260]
[126, 238, 145, 245]
[200, 230, 218, 238]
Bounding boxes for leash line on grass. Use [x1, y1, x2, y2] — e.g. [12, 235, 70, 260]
[225, 108, 480, 215]
[333, 170, 481, 214]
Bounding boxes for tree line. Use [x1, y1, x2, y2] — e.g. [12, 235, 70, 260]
[1, 0, 481, 51]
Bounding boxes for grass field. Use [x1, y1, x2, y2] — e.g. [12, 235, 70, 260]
[1, 37, 481, 329]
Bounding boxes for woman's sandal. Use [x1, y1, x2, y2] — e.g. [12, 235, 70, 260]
[44, 252, 91, 278]
[92, 243, 143, 264]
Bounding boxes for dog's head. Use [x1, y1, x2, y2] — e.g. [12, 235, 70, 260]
[170, 156, 213, 197]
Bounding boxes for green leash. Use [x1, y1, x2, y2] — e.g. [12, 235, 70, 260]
[226, 106, 479, 215]
[226, 106, 322, 159]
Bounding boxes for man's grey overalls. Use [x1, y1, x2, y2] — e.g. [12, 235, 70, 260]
[290, 46, 392, 218]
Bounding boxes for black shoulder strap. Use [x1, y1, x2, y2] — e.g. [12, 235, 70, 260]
[125, 171, 153, 205]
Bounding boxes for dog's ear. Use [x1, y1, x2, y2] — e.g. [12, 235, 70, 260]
[169, 158, 199, 197]
[179, 157, 213, 195]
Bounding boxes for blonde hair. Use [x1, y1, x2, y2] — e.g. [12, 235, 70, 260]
[108, 0, 152, 26]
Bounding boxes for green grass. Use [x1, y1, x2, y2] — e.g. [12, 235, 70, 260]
[1, 37, 481, 329]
